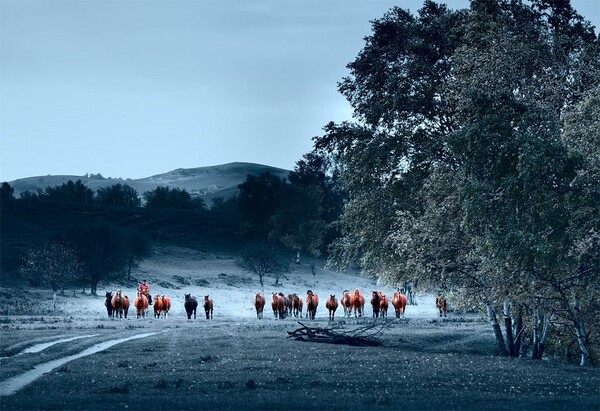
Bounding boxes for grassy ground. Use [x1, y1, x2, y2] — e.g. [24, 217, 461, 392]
[0, 317, 598, 410]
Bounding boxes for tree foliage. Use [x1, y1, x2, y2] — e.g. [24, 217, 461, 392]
[236, 245, 290, 288]
[20, 241, 83, 293]
[43, 180, 95, 204]
[96, 184, 141, 207]
[0, 182, 15, 208]
[62, 222, 130, 295]
[315, 0, 599, 365]
[143, 186, 205, 210]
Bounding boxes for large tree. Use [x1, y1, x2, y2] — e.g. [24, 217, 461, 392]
[64, 222, 130, 295]
[315, 0, 599, 364]
[237, 172, 287, 240]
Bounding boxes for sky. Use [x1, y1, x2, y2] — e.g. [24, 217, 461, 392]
[1, 0, 598, 182]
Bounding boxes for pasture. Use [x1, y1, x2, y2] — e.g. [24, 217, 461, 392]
[0, 245, 598, 410]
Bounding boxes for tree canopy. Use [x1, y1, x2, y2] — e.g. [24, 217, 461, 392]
[314, 0, 599, 365]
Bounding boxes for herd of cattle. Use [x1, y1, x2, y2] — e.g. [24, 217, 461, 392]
[105, 288, 449, 320]
[104, 290, 214, 320]
[253, 289, 408, 321]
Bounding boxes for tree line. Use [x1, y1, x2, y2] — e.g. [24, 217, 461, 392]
[311, 0, 599, 366]
[1, 157, 345, 295]
[2, 180, 206, 210]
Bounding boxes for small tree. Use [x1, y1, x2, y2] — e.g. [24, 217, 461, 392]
[0, 182, 15, 209]
[236, 246, 290, 288]
[20, 241, 83, 310]
[123, 229, 151, 281]
[64, 222, 129, 295]
[96, 184, 141, 207]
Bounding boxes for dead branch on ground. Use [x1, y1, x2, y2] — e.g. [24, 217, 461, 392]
[287, 322, 384, 346]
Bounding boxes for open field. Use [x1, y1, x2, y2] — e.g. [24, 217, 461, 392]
[0, 245, 598, 410]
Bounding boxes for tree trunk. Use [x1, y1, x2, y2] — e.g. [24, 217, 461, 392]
[513, 310, 523, 357]
[536, 310, 553, 360]
[532, 300, 540, 359]
[53, 292, 57, 312]
[259, 274, 264, 288]
[557, 289, 591, 366]
[573, 297, 591, 366]
[503, 298, 515, 357]
[91, 279, 98, 296]
[412, 279, 418, 305]
[487, 299, 508, 356]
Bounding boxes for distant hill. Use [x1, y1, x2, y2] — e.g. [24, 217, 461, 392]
[8, 162, 291, 204]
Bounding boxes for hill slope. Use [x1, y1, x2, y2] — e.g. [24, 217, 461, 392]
[8, 162, 291, 203]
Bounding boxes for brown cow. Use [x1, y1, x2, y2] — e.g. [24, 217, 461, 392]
[134, 290, 148, 319]
[379, 292, 389, 319]
[271, 293, 285, 319]
[371, 291, 381, 318]
[111, 290, 129, 319]
[204, 295, 214, 319]
[153, 295, 163, 319]
[286, 294, 293, 316]
[161, 295, 171, 319]
[392, 291, 407, 318]
[253, 293, 266, 319]
[341, 290, 352, 318]
[306, 290, 319, 320]
[292, 294, 303, 318]
[436, 293, 448, 318]
[350, 289, 365, 318]
[325, 295, 339, 321]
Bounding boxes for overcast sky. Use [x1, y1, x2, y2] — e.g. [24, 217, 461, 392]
[1, 0, 598, 182]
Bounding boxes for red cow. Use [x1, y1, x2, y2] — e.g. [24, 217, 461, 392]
[161, 295, 171, 319]
[350, 289, 365, 318]
[286, 294, 293, 316]
[292, 294, 303, 318]
[341, 290, 352, 318]
[325, 295, 339, 321]
[134, 290, 148, 319]
[204, 295, 214, 319]
[111, 290, 129, 319]
[371, 291, 381, 318]
[392, 291, 407, 318]
[436, 293, 448, 318]
[271, 293, 285, 319]
[253, 293, 266, 319]
[379, 292, 389, 319]
[153, 295, 163, 319]
[306, 290, 319, 320]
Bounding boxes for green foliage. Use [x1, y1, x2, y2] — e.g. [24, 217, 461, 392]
[43, 180, 95, 204]
[143, 186, 205, 210]
[96, 184, 141, 207]
[0, 182, 15, 208]
[316, 0, 600, 364]
[237, 172, 287, 239]
[61, 222, 130, 295]
[20, 241, 83, 292]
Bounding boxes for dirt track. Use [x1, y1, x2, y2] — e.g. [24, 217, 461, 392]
[1, 315, 598, 411]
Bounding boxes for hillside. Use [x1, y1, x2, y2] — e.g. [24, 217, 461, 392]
[7, 162, 291, 204]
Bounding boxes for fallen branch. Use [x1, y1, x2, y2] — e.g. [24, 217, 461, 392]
[287, 322, 384, 346]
